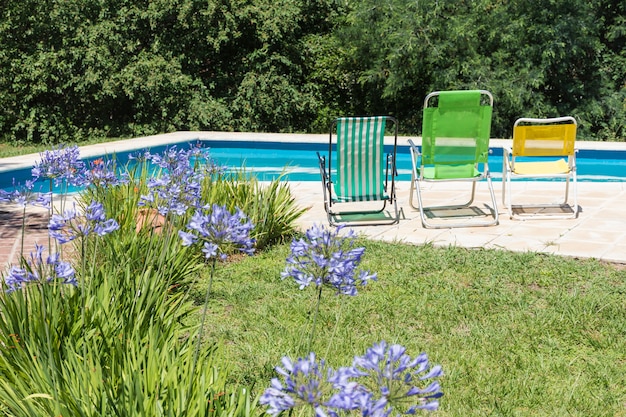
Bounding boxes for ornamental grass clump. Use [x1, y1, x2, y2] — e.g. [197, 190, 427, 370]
[0, 141, 311, 415]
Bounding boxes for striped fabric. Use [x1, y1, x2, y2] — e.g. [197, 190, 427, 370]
[334, 116, 389, 202]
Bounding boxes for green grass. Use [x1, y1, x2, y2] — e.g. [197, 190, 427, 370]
[194, 240, 626, 417]
[0, 136, 123, 158]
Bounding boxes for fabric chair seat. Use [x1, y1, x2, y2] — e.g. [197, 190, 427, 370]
[422, 164, 480, 180]
[512, 159, 570, 176]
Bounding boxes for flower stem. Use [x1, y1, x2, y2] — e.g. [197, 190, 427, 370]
[324, 300, 345, 360]
[19, 206, 26, 266]
[47, 180, 53, 253]
[307, 285, 323, 354]
[187, 257, 217, 409]
[81, 237, 88, 400]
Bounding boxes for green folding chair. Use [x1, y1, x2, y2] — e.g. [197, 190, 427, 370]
[408, 90, 499, 228]
[317, 116, 399, 226]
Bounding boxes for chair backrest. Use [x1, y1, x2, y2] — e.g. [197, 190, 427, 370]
[512, 117, 577, 157]
[332, 116, 391, 201]
[421, 90, 493, 178]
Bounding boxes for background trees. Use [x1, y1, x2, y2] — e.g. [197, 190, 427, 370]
[0, 0, 624, 143]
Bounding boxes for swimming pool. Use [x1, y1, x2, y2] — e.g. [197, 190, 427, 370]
[1, 139, 625, 194]
[207, 141, 626, 182]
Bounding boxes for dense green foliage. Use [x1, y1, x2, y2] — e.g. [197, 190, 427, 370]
[1, 0, 624, 142]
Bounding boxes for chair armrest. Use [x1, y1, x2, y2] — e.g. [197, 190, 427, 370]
[570, 148, 578, 169]
[407, 139, 421, 158]
[316, 151, 328, 183]
[502, 146, 513, 172]
[407, 138, 423, 180]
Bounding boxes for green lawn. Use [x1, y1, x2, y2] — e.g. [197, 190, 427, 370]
[196, 239, 626, 417]
[0, 137, 121, 158]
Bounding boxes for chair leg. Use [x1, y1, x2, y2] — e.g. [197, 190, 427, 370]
[413, 178, 498, 229]
[409, 173, 418, 210]
[505, 172, 514, 219]
[507, 174, 578, 220]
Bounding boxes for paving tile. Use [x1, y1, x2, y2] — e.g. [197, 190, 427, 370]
[600, 244, 626, 264]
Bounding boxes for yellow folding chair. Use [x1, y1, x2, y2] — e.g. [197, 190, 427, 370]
[502, 116, 578, 219]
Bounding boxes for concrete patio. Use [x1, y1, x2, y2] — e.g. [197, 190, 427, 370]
[291, 180, 626, 264]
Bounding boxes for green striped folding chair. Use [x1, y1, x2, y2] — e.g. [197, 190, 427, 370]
[408, 90, 499, 228]
[317, 116, 399, 226]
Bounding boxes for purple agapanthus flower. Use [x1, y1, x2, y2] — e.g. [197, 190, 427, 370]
[3, 244, 76, 293]
[178, 203, 255, 260]
[348, 341, 443, 415]
[138, 145, 223, 216]
[32, 144, 86, 186]
[282, 224, 376, 296]
[0, 179, 50, 209]
[261, 344, 443, 417]
[48, 201, 119, 244]
[80, 157, 129, 188]
[260, 353, 352, 417]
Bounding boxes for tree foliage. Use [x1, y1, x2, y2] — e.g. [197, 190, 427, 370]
[0, 0, 624, 142]
[333, 0, 626, 139]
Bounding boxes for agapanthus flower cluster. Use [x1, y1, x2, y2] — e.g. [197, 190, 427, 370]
[139, 145, 223, 216]
[348, 341, 443, 415]
[81, 158, 129, 188]
[282, 224, 376, 296]
[260, 353, 347, 417]
[178, 203, 255, 260]
[0, 179, 50, 208]
[32, 144, 86, 186]
[48, 201, 119, 244]
[3, 244, 76, 293]
[260, 342, 443, 417]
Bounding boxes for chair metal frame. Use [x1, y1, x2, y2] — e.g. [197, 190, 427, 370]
[502, 116, 578, 219]
[317, 116, 399, 226]
[409, 90, 499, 228]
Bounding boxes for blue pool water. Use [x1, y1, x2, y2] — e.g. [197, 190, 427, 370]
[1, 140, 626, 194]
[191, 140, 626, 182]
